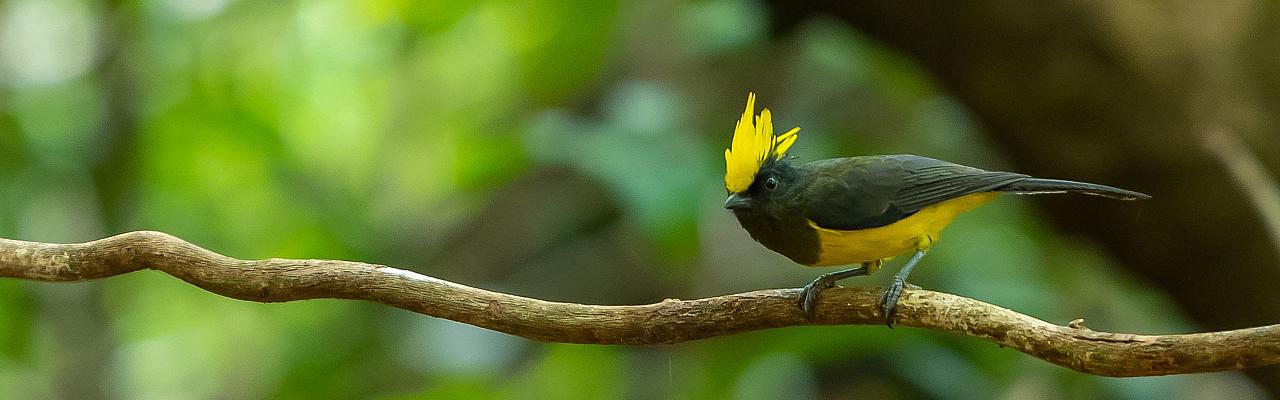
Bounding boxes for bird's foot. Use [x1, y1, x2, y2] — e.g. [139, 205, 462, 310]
[799, 275, 838, 320]
[797, 265, 871, 320]
[879, 277, 910, 328]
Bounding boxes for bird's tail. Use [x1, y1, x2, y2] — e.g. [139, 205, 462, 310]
[999, 178, 1151, 200]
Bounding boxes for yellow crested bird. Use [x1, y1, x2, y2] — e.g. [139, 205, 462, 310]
[722, 93, 1149, 325]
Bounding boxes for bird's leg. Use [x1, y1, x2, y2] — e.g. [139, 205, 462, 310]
[798, 262, 874, 319]
[880, 249, 928, 328]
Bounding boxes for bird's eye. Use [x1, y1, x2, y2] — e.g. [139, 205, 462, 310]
[764, 176, 778, 190]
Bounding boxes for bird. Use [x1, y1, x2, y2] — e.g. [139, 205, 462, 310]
[722, 92, 1150, 326]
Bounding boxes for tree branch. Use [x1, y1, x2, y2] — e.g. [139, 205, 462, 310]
[1, 231, 1276, 377]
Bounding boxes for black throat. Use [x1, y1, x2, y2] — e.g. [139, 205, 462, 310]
[730, 161, 821, 265]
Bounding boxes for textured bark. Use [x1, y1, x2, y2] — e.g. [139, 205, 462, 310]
[1, 231, 1277, 377]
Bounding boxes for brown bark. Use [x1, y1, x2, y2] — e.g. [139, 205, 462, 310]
[1, 231, 1277, 377]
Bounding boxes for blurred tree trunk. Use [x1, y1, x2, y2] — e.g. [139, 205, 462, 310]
[91, 2, 140, 230]
[767, 0, 1280, 393]
[48, 1, 142, 399]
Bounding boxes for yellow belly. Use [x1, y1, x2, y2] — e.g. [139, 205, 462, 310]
[807, 192, 998, 266]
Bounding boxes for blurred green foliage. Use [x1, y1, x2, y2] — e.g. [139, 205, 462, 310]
[0, 0, 1267, 399]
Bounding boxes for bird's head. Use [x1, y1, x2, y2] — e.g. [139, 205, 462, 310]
[723, 92, 801, 214]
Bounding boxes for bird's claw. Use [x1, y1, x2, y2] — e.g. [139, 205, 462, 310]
[880, 277, 908, 328]
[799, 276, 836, 320]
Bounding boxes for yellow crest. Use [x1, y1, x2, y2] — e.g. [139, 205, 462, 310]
[724, 92, 800, 193]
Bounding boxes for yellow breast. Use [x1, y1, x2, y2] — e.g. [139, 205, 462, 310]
[807, 192, 998, 266]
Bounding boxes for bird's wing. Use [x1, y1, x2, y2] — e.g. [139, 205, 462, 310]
[803, 155, 1026, 230]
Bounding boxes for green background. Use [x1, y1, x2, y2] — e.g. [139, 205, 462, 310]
[0, 1, 1267, 399]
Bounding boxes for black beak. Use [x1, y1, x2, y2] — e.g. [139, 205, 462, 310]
[724, 193, 752, 210]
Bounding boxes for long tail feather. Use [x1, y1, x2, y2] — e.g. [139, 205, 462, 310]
[999, 178, 1151, 200]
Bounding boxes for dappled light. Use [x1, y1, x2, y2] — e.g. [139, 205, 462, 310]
[1, 1, 1277, 399]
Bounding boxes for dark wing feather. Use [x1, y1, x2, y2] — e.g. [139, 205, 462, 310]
[802, 155, 1025, 230]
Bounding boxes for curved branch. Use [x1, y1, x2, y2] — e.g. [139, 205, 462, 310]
[1, 231, 1277, 377]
